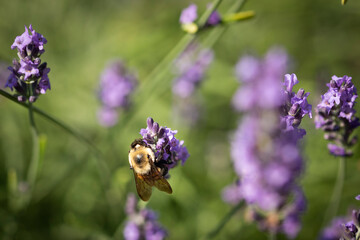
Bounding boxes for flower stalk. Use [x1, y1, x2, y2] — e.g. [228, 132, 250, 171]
[206, 201, 244, 239]
[324, 157, 346, 226]
[26, 101, 40, 193]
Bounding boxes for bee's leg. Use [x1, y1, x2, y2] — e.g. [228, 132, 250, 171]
[155, 160, 168, 177]
[156, 165, 168, 177]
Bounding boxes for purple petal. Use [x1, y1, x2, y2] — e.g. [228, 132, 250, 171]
[179, 4, 198, 24]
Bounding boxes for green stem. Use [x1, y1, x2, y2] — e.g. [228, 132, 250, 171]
[323, 157, 346, 225]
[206, 201, 243, 239]
[0, 89, 110, 191]
[134, 0, 223, 100]
[227, 0, 247, 14]
[26, 101, 40, 192]
[269, 230, 277, 240]
[132, 34, 195, 107]
[33, 151, 90, 203]
[0, 89, 101, 155]
[121, 0, 248, 130]
[202, 0, 248, 48]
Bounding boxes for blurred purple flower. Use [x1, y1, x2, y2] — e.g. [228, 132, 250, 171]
[173, 45, 213, 98]
[172, 44, 213, 126]
[139, 117, 189, 175]
[179, 3, 221, 26]
[319, 195, 360, 240]
[319, 217, 346, 240]
[97, 60, 137, 127]
[315, 75, 360, 157]
[234, 55, 261, 83]
[223, 47, 310, 238]
[222, 181, 242, 205]
[207, 10, 221, 26]
[38, 67, 51, 94]
[124, 194, 168, 240]
[5, 24, 50, 102]
[232, 47, 291, 112]
[124, 222, 140, 240]
[97, 108, 118, 127]
[179, 4, 197, 24]
[282, 215, 301, 239]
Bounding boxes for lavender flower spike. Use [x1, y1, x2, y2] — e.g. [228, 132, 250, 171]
[124, 194, 168, 240]
[319, 217, 347, 240]
[97, 59, 137, 127]
[179, 3, 221, 33]
[5, 25, 50, 102]
[223, 47, 310, 239]
[140, 117, 189, 175]
[173, 44, 213, 98]
[179, 4, 198, 24]
[172, 43, 213, 126]
[315, 75, 360, 156]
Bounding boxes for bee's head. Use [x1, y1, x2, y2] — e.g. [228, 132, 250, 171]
[129, 144, 154, 174]
[134, 151, 151, 166]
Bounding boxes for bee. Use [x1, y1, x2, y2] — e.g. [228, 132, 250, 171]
[128, 139, 172, 201]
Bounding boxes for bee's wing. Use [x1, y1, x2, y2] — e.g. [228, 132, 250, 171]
[153, 177, 173, 194]
[149, 163, 173, 194]
[133, 170, 152, 201]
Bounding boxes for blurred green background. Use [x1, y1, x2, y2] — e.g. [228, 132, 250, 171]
[1, 0, 360, 239]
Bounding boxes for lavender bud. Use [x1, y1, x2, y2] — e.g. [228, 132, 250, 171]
[296, 88, 305, 98]
[17, 95, 25, 102]
[153, 122, 159, 133]
[289, 103, 300, 116]
[38, 62, 47, 71]
[329, 79, 337, 88]
[324, 132, 338, 140]
[33, 58, 41, 65]
[345, 81, 353, 88]
[158, 127, 165, 138]
[147, 117, 154, 129]
[29, 96, 37, 102]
